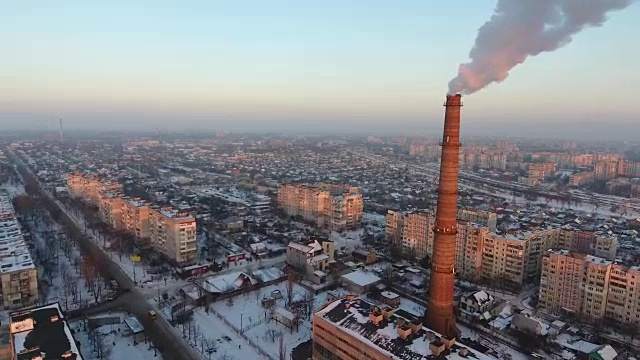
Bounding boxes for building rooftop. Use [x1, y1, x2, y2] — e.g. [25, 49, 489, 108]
[0, 193, 35, 274]
[315, 297, 493, 360]
[155, 207, 194, 221]
[10, 303, 83, 360]
[341, 270, 381, 287]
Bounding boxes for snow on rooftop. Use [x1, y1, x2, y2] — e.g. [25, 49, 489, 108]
[0, 193, 35, 273]
[341, 270, 381, 286]
[123, 316, 144, 334]
[315, 297, 493, 360]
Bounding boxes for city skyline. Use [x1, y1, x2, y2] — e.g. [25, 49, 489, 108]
[2, 1, 639, 139]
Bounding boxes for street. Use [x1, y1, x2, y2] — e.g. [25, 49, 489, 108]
[10, 150, 204, 360]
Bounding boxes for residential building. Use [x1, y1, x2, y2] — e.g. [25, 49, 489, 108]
[286, 238, 335, 284]
[528, 162, 557, 179]
[385, 210, 403, 246]
[312, 296, 493, 360]
[65, 173, 122, 205]
[617, 160, 640, 178]
[97, 191, 124, 230]
[351, 249, 376, 265]
[569, 172, 594, 187]
[459, 290, 495, 320]
[457, 209, 497, 232]
[277, 183, 363, 231]
[594, 161, 619, 181]
[149, 207, 197, 266]
[632, 184, 640, 199]
[121, 197, 151, 240]
[539, 250, 640, 325]
[456, 223, 489, 281]
[9, 303, 83, 360]
[0, 192, 37, 310]
[539, 250, 613, 321]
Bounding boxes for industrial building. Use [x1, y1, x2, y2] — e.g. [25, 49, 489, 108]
[312, 296, 492, 360]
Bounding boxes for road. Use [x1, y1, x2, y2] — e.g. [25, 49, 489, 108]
[9, 150, 204, 360]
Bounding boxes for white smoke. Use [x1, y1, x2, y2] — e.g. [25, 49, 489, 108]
[448, 0, 635, 95]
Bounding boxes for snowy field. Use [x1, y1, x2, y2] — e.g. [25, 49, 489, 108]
[70, 313, 163, 360]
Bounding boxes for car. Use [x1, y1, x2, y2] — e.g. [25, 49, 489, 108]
[148, 310, 158, 320]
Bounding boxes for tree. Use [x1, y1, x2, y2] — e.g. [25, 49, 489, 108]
[279, 335, 287, 360]
[226, 296, 234, 307]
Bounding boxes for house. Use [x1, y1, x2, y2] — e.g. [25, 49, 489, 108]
[340, 270, 381, 294]
[273, 306, 297, 330]
[459, 290, 495, 320]
[286, 238, 335, 284]
[352, 249, 377, 264]
[380, 291, 401, 307]
[512, 313, 542, 335]
[221, 216, 243, 231]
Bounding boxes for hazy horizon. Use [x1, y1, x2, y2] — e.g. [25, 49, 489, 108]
[3, 1, 639, 140]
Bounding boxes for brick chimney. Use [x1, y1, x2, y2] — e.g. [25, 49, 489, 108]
[426, 94, 463, 339]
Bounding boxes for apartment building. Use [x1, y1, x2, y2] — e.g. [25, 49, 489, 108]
[594, 161, 619, 181]
[312, 296, 492, 360]
[66, 173, 122, 205]
[277, 183, 363, 231]
[122, 197, 151, 240]
[0, 192, 37, 310]
[149, 207, 197, 265]
[286, 238, 335, 284]
[97, 191, 124, 230]
[617, 160, 640, 178]
[456, 224, 490, 281]
[528, 162, 557, 179]
[539, 250, 640, 325]
[569, 172, 594, 187]
[386, 209, 497, 262]
[457, 209, 497, 232]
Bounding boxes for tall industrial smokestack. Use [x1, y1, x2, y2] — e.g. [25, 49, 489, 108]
[59, 118, 64, 141]
[425, 94, 462, 338]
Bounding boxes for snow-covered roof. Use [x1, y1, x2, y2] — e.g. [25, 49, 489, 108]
[124, 316, 144, 334]
[252, 267, 285, 282]
[464, 290, 494, 306]
[0, 192, 35, 274]
[10, 303, 83, 360]
[314, 297, 493, 360]
[202, 272, 257, 293]
[380, 291, 399, 300]
[341, 270, 381, 286]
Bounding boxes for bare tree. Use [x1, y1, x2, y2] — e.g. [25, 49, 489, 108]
[279, 335, 287, 360]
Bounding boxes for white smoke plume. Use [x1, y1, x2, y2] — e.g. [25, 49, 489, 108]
[448, 0, 635, 95]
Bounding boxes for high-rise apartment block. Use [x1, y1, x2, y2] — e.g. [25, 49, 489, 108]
[97, 191, 124, 230]
[527, 163, 557, 179]
[0, 192, 38, 310]
[149, 207, 197, 265]
[277, 184, 363, 231]
[66, 173, 122, 205]
[386, 208, 619, 288]
[122, 197, 151, 240]
[594, 161, 619, 181]
[66, 173, 196, 266]
[539, 250, 640, 325]
[386, 209, 497, 261]
[569, 172, 594, 187]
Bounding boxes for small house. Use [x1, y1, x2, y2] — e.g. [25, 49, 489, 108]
[352, 249, 377, 265]
[380, 291, 400, 307]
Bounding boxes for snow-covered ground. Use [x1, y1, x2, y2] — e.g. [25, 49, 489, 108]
[330, 228, 364, 252]
[70, 313, 163, 360]
[194, 282, 327, 359]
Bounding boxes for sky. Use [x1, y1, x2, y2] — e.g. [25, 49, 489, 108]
[2, 1, 639, 139]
